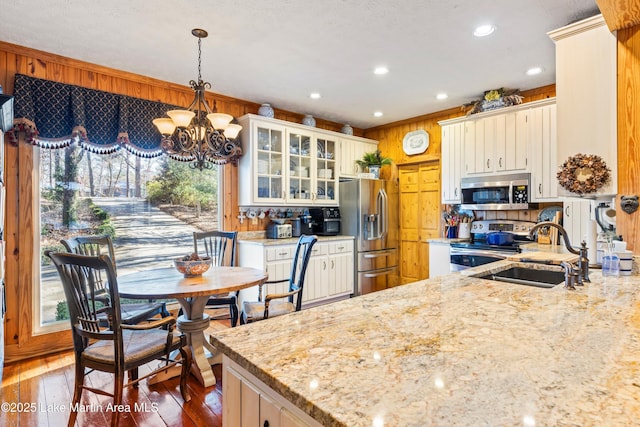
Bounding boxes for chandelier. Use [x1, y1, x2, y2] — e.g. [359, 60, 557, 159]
[153, 29, 242, 170]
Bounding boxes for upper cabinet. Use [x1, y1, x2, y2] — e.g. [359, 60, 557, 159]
[339, 137, 379, 177]
[237, 114, 377, 207]
[463, 110, 529, 175]
[440, 98, 557, 204]
[440, 121, 463, 204]
[549, 14, 617, 197]
[530, 102, 559, 201]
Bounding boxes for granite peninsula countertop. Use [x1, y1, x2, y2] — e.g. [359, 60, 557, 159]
[210, 263, 640, 426]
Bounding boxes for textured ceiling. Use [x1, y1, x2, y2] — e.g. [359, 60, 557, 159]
[0, 0, 600, 128]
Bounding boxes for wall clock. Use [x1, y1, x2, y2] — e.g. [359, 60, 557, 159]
[402, 129, 429, 155]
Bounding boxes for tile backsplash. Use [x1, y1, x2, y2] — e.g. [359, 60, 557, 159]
[447, 203, 563, 223]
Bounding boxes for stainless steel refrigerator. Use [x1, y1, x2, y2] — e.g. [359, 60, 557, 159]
[339, 178, 398, 295]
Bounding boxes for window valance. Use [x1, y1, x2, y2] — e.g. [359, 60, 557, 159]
[6, 74, 179, 158]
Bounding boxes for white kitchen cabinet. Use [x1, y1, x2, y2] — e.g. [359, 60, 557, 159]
[463, 111, 528, 176]
[327, 241, 354, 297]
[563, 199, 592, 247]
[428, 240, 451, 278]
[238, 238, 354, 309]
[549, 14, 617, 197]
[440, 122, 463, 203]
[237, 114, 342, 206]
[338, 137, 378, 177]
[224, 360, 320, 427]
[530, 102, 559, 202]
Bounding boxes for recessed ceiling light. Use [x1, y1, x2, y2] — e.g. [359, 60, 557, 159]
[473, 24, 495, 37]
[436, 93, 448, 100]
[373, 111, 383, 117]
[526, 67, 543, 76]
[309, 92, 321, 99]
[374, 66, 389, 75]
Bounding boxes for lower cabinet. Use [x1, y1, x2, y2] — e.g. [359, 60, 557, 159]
[223, 356, 321, 427]
[428, 241, 451, 278]
[238, 238, 354, 309]
[563, 199, 592, 246]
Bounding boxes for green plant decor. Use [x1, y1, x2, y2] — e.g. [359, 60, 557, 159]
[355, 150, 393, 169]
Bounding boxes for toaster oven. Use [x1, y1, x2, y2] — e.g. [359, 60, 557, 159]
[266, 223, 292, 239]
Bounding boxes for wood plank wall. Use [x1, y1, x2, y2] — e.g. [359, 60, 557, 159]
[364, 85, 557, 170]
[616, 26, 640, 252]
[0, 41, 356, 362]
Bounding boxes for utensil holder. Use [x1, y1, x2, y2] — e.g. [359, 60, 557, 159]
[446, 225, 458, 239]
[458, 223, 470, 239]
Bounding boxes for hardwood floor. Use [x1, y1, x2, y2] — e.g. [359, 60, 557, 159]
[1, 318, 232, 427]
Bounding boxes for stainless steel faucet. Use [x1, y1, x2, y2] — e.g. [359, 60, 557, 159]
[528, 221, 590, 287]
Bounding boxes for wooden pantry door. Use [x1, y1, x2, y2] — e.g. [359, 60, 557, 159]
[399, 162, 441, 283]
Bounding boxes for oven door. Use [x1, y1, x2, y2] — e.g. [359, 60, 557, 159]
[449, 247, 507, 272]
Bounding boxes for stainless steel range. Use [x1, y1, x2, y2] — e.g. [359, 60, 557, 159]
[450, 220, 537, 272]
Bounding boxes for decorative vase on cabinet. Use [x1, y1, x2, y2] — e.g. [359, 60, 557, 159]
[258, 103, 275, 118]
[341, 124, 354, 135]
[302, 115, 316, 127]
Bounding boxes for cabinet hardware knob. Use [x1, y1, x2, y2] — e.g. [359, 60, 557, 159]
[487, 159, 490, 169]
[331, 260, 335, 269]
[499, 158, 502, 168]
[539, 183, 542, 194]
[323, 261, 327, 270]
[565, 206, 570, 216]
[264, 421, 269, 427]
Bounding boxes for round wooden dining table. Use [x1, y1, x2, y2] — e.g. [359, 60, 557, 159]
[118, 265, 267, 387]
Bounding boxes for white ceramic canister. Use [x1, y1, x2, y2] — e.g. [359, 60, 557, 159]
[617, 250, 633, 276]
[458, 222, 471, 239]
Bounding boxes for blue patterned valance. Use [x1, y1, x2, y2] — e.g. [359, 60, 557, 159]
[6, 74, 179, 158]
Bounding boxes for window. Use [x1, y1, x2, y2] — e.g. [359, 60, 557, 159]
[35, 146, 220, 332]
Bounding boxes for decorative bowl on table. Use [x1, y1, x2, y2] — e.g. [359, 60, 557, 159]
[174, 255, 212, 277]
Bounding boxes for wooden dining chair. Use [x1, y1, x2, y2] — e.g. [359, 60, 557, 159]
[241, 235, 317, 323]
[46, 251, 191, 427]
[192, 230, 240, 326]
[61, 235, 171, 325]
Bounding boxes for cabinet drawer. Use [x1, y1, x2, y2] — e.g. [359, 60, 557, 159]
[328, 240, 353, 254]
[266, 246, 294, 262]
[310, 243, 328, 257]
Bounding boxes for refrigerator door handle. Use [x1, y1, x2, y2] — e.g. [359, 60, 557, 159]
[362, 249, 397, 258]
[378, 187, 388, 239]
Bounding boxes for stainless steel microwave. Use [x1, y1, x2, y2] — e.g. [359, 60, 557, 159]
[460, 173, 531, 210]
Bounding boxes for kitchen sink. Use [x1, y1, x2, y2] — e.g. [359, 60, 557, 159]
[479, 267, 566, 289]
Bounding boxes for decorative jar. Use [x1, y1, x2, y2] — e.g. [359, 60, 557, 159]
[341, 124, 353, 135]
[258, 103, 275, 118]
[368, 164, 381, 179]
[302, 115, 316, 127]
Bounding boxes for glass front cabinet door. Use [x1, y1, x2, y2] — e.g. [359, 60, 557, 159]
[254, 122, 286, 203]
[315, 134, 337, 204]
[287, 129, 314, 204]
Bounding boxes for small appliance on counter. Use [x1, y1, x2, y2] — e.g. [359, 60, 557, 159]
[299, 213, 316, 235]
[266, 219, 292, 239]
[308, 207, 341, 236]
